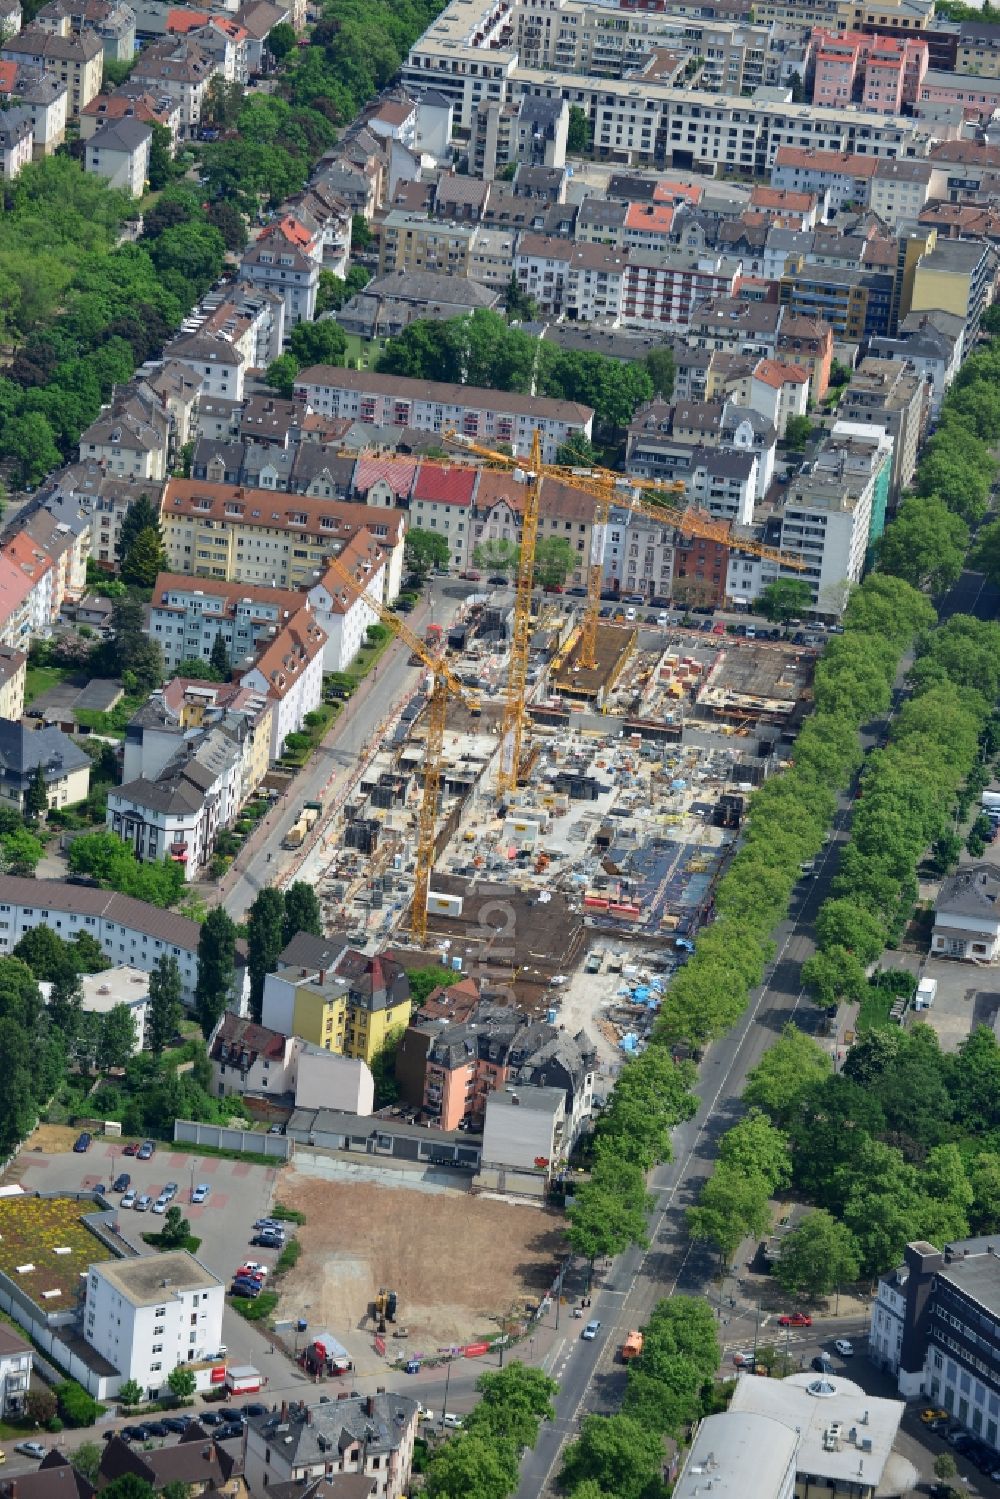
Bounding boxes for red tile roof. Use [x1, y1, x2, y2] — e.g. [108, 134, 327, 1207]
[753, 358, 811, 389]
[166, 7, 209, 30]
[412, 463, 477, 508]
[624, 202, 675, 232]
[352, 456, 417, 498]
[0, 59, 18, 92]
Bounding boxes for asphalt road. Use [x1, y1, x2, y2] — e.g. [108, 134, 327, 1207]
[219, 579, 462, 921]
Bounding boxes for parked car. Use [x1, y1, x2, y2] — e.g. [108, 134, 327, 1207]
[833, 1339, 853, 1357]
[162, 1182, 179, 1200]
[122, 1142, 139, 1156]
[134, 1194, 153, 1212]
[811, 1356, 833, 1373]
[253, 1217, 279, 1231]
[239, 1262, 268, 1277]
[232, 1276, 262, 1298]
[161, 1417, 190, 1434]
[442, 1414, 464, 1429]
[120, 1189, 137, 1209]
[14, 1443, 47, 1460]
[152, 1196, 170, 1214]
[199, 1412, 223, 1427]
[919, 1408, 949, 1424]
[242, 1403, 268, 1419]
[581, 1320, 601, 1341]
[778, 1313, 813, 1327]
[254, 1231, 284, 1248]
[732, 1352, 755, 1367]
[112, 1173, 131, 1193]
[137, 1140, 155, 1160]
[144, 1421, 169, 1438]
[73, 1132, 91, 1153]
[191, 1183, 211, 1203]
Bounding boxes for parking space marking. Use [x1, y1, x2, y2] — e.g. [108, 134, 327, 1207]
[231, 1164, 252, 1177]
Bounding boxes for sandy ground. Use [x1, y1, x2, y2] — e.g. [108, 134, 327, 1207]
[274, 1172, 566, 1349]
[23, 1124, 83, 1154]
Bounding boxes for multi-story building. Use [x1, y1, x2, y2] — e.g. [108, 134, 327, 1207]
[262, 935, 412, 1067]
[84, 115, 151, 195]
[689, 299, 782, 359]
[240, 213, 322, 329]
[870, 308, 964, 418]
[0, 1327, 31, 1420]
[209, 1012, 298, 1098]
[80, 90, 179, 143]
[126, 677, 274, 803]
[473, 468, 595, 591]
[918, 68, 1000, 123]
[78, 402, 168, 479]
[907, 236, 995, 345]
[108, 722, 243, 879]
[128, 37, 218, 136]
[775, 312, 833, 402]
[471, 93, 567, 178]
[0, 719, 90, 813]
[239, 605, 326, 760]
[772, 146, 880, 212]
[2, 532, 55, 634]
[306, 529, 387, 673]
[868, 158, 946, 228]
[773, 422, 893, 613]
[838, 356, 926, 502]
[954, 18, 1000, 78]
[244, 1395, 419, 1499]
[0, 647, 25, 724]
[84, 1253, 224, 1400]
[0, 63, 68, 154]
[779, 261, 894, 342]
[148, 572, 306, 673]
[293, 366, 594, 464]
[35, 0, 136, 62]
[0, 874, 245, 1006]
[159, 479, 407, 596]
[0, 106, 34, 178]
[874, 1236, 1000, 1453]
[377, 210, 477, 278]
[1, 24, 102, 114]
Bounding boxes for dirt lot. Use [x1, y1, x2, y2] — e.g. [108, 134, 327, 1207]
[274, 1173, 566, 1348]
[22, 1124, 84, 1154]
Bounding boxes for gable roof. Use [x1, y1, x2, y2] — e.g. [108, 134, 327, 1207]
[352, 456, 416, 499]
[412, 463, 477, 508]
[210, 1011, 287, 1066]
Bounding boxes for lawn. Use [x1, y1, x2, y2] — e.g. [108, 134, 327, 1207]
[0, 1196, 107, 1304]
[24, 664, 73, 706]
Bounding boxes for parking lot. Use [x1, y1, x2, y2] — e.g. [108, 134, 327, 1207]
[9, 1138, 291, 1377]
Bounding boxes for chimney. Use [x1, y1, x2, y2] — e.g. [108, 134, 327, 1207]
[366, 1395, 376, 1418]
[281, 1402, 289, 1423]
[305, 1406, 312, 1425]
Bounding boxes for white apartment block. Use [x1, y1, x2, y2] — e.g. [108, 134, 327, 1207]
[293, 366, 593, 464]
[239, 606, 327, 759]
[0, 876, 214, 1006]
[148, 574, 307, 673]
[84, 1253, 224, 1399]
[307, 532, 387, 673]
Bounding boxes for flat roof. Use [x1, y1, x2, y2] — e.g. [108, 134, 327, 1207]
[729, 1373, 902, 1489]
[940, 1249, 1000, 1319]
[80, 967, 149, 1014]
[92, 1250, 222, 1305]
[674, 1412, 798, 1499]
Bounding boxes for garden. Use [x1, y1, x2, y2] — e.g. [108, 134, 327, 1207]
[0, 1196, 105, 1303]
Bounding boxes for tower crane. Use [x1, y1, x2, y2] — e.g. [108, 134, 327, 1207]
[321, 549, 480, 947]
[444, 429, 543, 799]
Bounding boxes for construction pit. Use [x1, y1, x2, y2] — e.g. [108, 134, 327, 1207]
[296, 600, 815, 1047]
[549, 621, 637, 704]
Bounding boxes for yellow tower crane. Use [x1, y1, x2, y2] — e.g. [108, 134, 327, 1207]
[443, 429, 543, 798]
[321, 549, 479, 947]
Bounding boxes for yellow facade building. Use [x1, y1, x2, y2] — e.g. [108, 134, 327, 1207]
[263, 944, 412, 1066]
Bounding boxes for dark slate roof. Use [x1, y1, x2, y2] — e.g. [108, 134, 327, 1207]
[0, 718, 90, 785]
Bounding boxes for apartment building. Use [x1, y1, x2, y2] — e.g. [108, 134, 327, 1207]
[0, 107, 34, 178]
[3, 533, 54, 635]
[129, 38, 218, 136]
[0, 64, 68, 154]
[0, 25, 102, 114]
[108, 723, 243, 880]
[245, 1395, 419, 1499]
[622, 251, 743, 332]
[239, 605, 326, 760]
[513, 234, 627, 320]
[471, 93, 567, 178]
[306, 529, 387, 673]
[772, 146, 880, 211]
[293, 366, 593, 464]
[240, 214, 321, 329]
[954, 18, 1000, 78]
[774, 422, 893, 612]
[262, 936, 412, 1067]
[35, 0, 136, 62]
[918, 69, 1000, 123]
[147, 573, 306, 673]
[377, 210, 477, 277]
[868, 157, 946, 227]
[688, 299, 782, 359]
[0, 875, 229, 1006]
[811, 28, 928, 110]
[838, 356, 925, 502]
[779, 260, 894, 340]
[160, 478, 407, 596]
[907, 235, 995, 343]
[85, 1254, 224, 1400]
[0, 648, 25, 725]
[473, 467, 595, 590]
[870, 309, 964, 418]
[127, 676, 273, 803]
[775, 312, 833, 402]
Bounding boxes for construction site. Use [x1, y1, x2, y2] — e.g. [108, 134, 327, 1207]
[281, 435, 818, 1056]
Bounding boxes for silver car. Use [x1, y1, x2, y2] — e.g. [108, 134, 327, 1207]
[134, 1194, 153, 1212]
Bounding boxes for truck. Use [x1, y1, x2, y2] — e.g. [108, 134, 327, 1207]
[299, 1332, 353, 1378]
[283, 820, 307, 849]
[225, 1365, 263, 1395]
[915, 977, 938, 1010]
[618, 1330, 644, 1363]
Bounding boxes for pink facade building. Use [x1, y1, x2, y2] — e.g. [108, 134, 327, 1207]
[811, 28, 928, 111]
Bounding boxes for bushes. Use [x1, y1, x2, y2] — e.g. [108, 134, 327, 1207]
[56, 1380, 104, 1428]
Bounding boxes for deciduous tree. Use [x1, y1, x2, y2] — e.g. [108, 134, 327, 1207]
[773, 1210, 860, 1298]
[147, 953, 182, 1055]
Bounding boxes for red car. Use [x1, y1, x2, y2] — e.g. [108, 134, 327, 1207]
[122, 1142, 139, 1156]
[778, 1312, 813, 1327]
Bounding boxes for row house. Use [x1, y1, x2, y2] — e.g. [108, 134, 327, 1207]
[771, 146, 880, 212]
[235, 0, 291, 76]
[166, 10, 249, 83]
[0, 551, 41, 652]
[238, 605, 327, 761]
[78, 384, 170, 479]
[1, 532, 55, 635]
[0, 25, 102, 114]
[838, 355, 926, 502]
[126, 676, 274, 805]
[282, 182, 353, 279]
[688, 298, 783, 359]
[621, 250, 742, 332]
[39, 466, 164, 569]
[870, 308, 964, 418]
[918, 68, 1000, 123]
[292, 365, 594, 465]
[159, 478, 408, 597]
[513, 234, 626, 320]
[0, 62, 67, 154]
